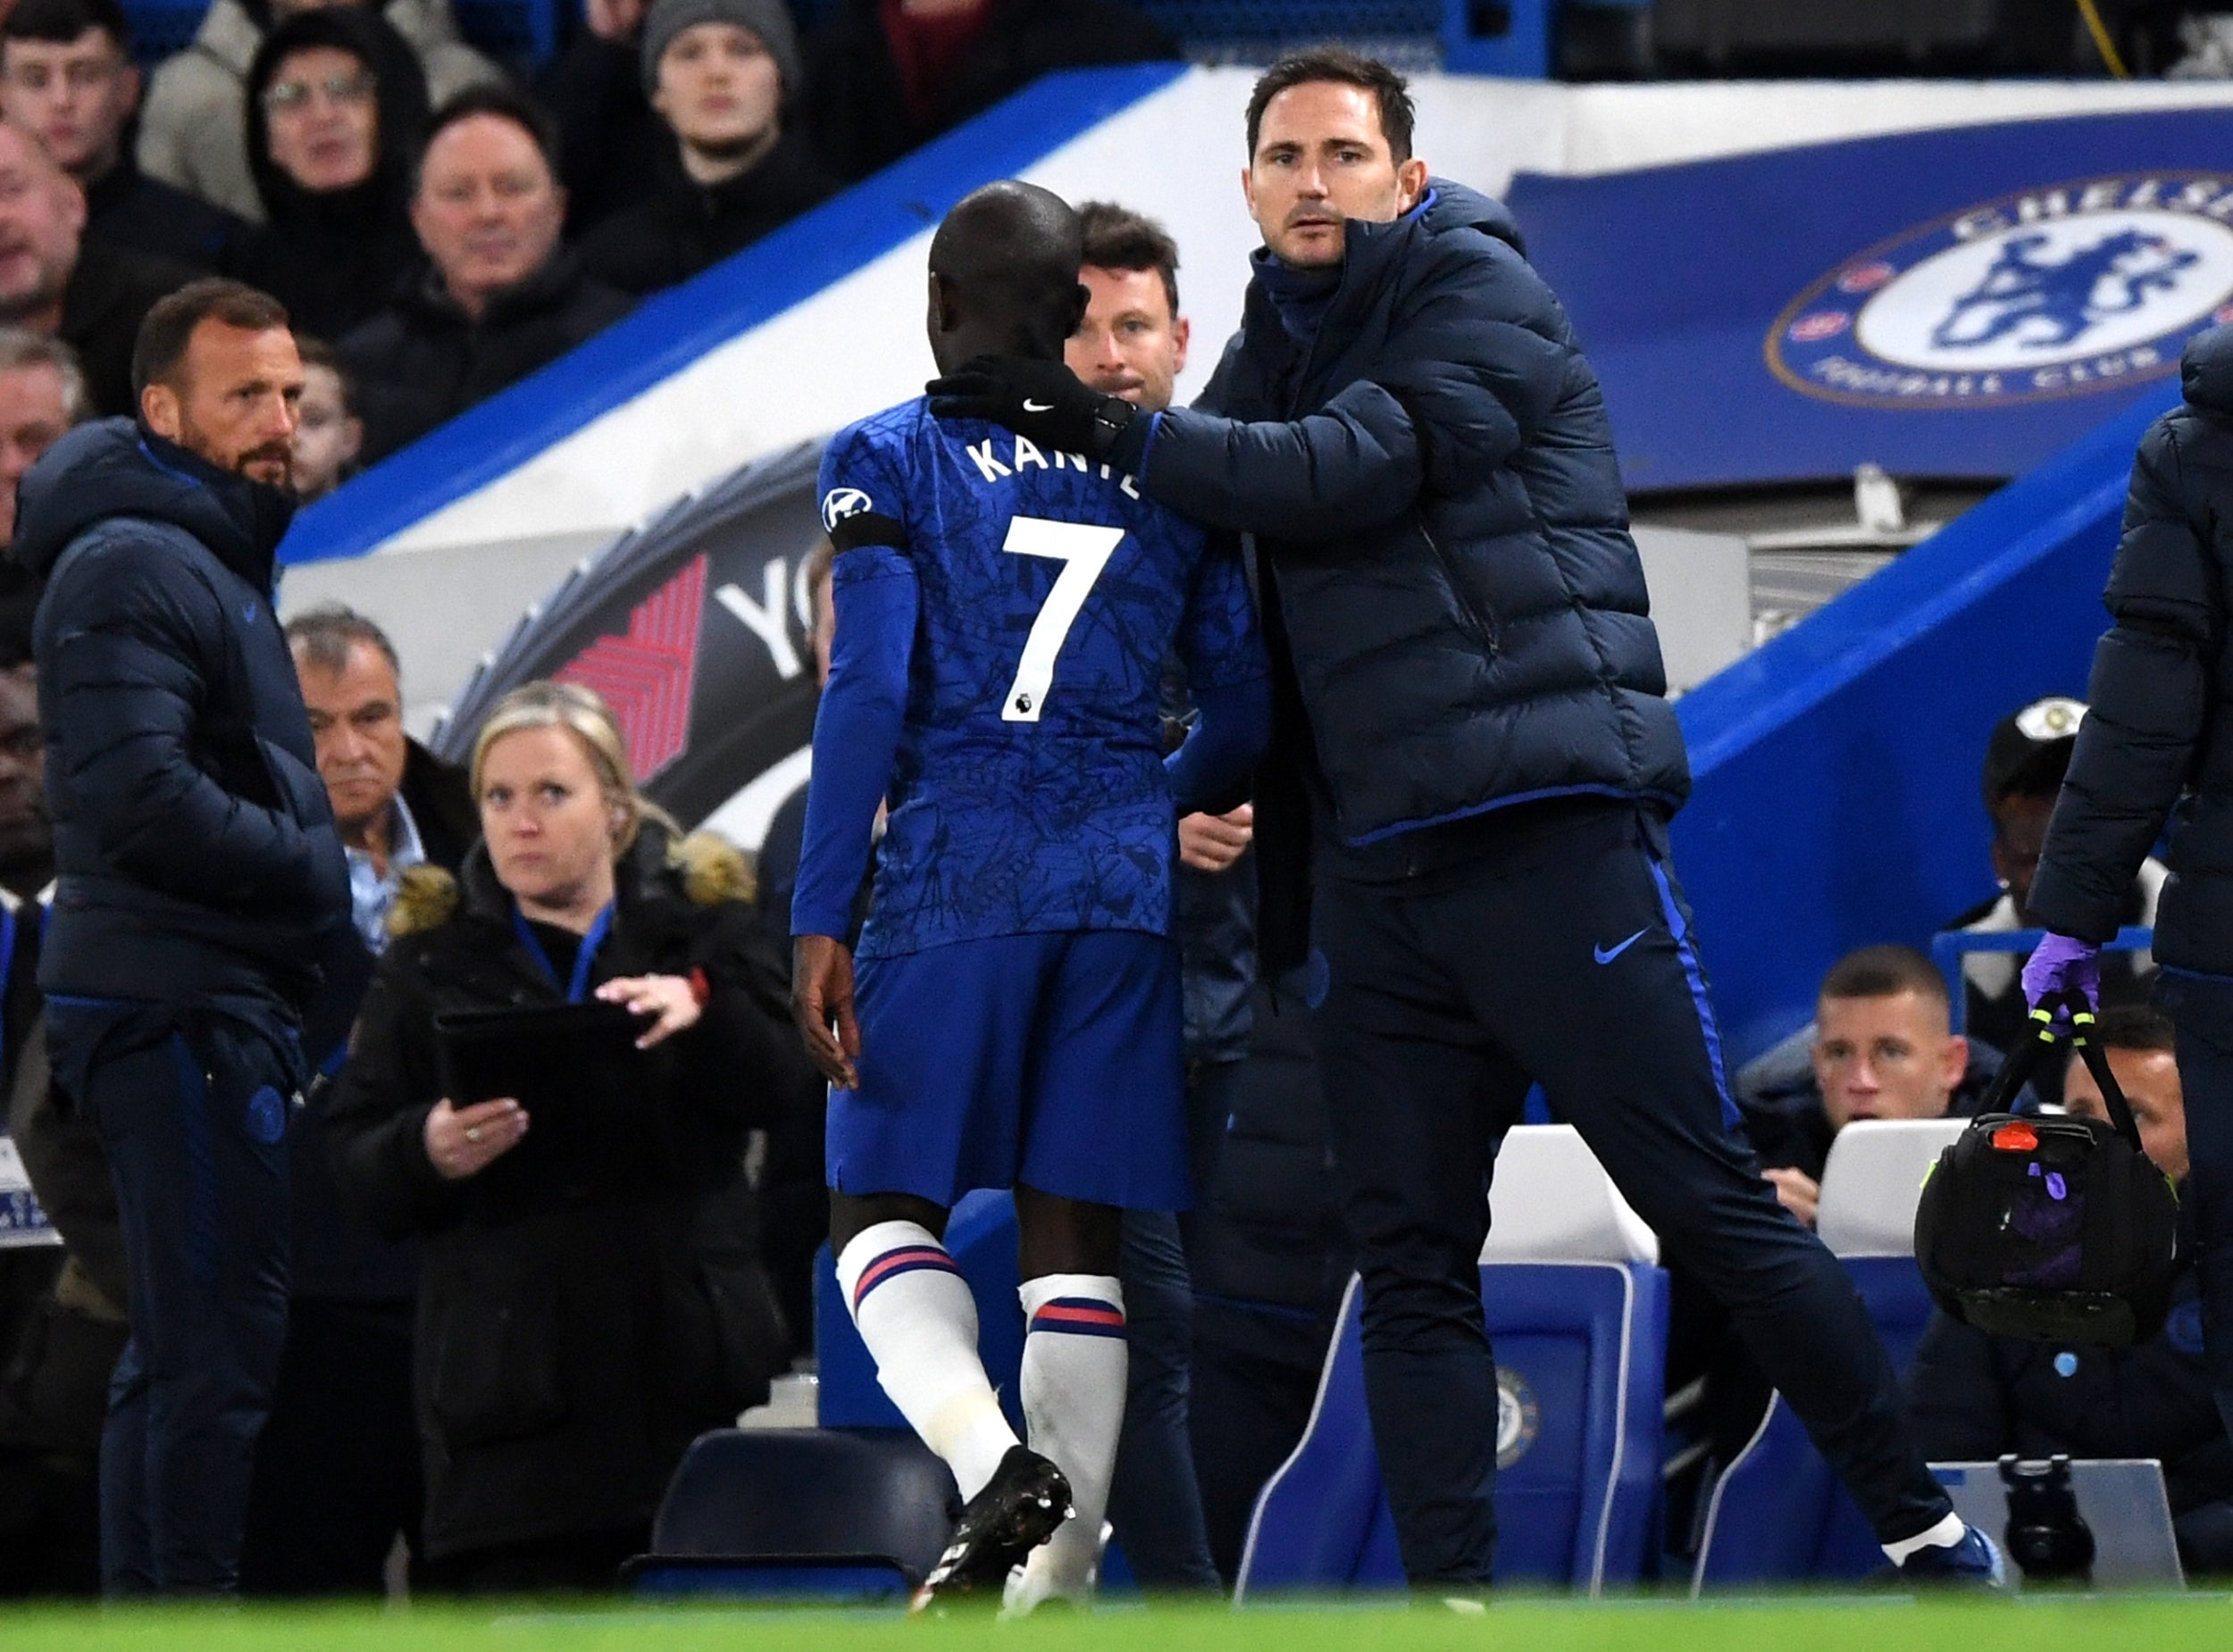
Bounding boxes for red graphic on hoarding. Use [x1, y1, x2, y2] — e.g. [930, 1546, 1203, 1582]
[556, 555, 707, 779]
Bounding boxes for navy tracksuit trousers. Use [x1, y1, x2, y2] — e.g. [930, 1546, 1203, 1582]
[1306, 802, 1953, 1585]
[46, 999, 301, 1595]
[2152, 972, 2233, 1451]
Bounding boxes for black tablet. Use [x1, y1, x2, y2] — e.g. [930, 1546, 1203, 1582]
[433, 1001, 657, 1198]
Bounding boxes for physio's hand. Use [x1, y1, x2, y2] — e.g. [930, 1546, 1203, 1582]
[424, 1097, 527, 1181]
[1179, 804, 1254, 873]
[596, 972, 703, 1047]
[925, 355, 1134, 461]
[1763, 1166, 1820, 1228]
[2020, 932, 2103, 1016]
[792, 933, 861, 1089]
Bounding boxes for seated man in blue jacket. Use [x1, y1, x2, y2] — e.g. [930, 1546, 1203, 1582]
[17, 277, 349, 1595]
[930, 46, 1997, 1588]
[1907, 1006, 2233, 1576]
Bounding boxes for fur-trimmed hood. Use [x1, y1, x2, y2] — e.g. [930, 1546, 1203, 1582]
[389, 822, 755, 939]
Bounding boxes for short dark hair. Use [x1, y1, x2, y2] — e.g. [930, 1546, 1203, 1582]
[1, 0, 131, 52]
[414, 82, 559, 196]
[2088, 1005, 2178, 1056]
[1245, 46, 1415, 165]
[294, 333, 354, 405]
[1819, 944, 1950, 1011]
[286, 602, 400, 680]
[130, 278, 290, 401]
[1077, 200, 1180, 319]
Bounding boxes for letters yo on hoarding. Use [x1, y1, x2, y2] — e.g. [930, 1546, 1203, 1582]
[1770, 171, 2233, 409]
[1914, 994, 2179, 1345]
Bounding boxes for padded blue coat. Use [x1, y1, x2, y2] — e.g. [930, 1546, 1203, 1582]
[1138, 180, 1690, 851]
[19, 418, 349, 1008]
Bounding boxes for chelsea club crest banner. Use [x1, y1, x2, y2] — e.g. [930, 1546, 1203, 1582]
[1506, 110, 2233, 490]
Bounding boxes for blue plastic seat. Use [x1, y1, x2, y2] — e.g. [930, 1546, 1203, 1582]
[626, 1427, 957, 1600]
[1235, 1127, 1669, 1594]
[1691, 1119, 1965, 1589]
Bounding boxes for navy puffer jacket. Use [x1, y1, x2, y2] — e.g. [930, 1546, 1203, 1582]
[1139, 180, 1689, 850]
[19, 418, 349, 1008]
[2032, 326, 2233, 973]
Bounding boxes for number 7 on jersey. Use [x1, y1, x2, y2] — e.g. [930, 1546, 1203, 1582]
[1000, 515, 1125, 722]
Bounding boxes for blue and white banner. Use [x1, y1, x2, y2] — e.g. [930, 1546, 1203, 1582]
[1508, 111, 2233, 489]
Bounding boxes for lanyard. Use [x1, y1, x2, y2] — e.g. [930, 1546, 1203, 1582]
[511, 902, 615, 1005]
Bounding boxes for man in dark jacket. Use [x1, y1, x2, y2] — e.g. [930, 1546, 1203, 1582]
[1908, 1009, 2233, 1575]
[576, 0, 836, 298]
[238, 603, 474, 1595]
[17, 276, 350, 1593]
[339, 85, 632, 463]
[932, 48, 1995, 1588]
[0, 121, 197, 420]
[2024, 320, 2233, 1472]
[803, 0, 1177, 184]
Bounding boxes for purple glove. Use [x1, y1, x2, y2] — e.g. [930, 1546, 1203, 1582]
[2020, 932, 2103, 1014]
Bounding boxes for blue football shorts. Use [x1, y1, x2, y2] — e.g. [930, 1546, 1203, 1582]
[826, 928, 1189, 1212]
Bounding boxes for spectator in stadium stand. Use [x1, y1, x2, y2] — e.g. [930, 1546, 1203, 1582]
[1739, 945, 1991, 1229]
[1949, 695, 2162, 1059]
[1042, 198, 1222, 1592]
[933, 46, 2003, 1586]
[222, 7, 431, 343]
[532, 0, 668, 236]
[325, 680, 799, 1593]
[339, 85, 632, 463]
[15, 277, 352, 1593]
[0, 0, 241, 270]
[288, 336, 363, 500]
[0, 121, 197, 420]
[0, 328, 86, 638]
[1908, 1007, 2233, 1577]
[801, 0, 1179, 185]
[574, 0, 835, 298]
[231, 605, 476, 1596]
[138, 0, 499, 225]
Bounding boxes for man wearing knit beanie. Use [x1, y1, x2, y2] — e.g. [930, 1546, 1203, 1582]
[577, 0, 835, 296]
[639, 0, 801, 103]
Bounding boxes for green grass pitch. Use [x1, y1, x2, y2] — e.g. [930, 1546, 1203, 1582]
[0, 1596, 2225, 1652]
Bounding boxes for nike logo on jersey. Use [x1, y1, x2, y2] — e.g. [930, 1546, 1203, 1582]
[1022, 399, 1055, 413]
[1593, 930, 1646, 965]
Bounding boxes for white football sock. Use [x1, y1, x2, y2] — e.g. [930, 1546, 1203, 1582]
[1882, 1512, 1969, 1564]
[1008, 1272, 1127, 1611]
[836, 1221, 1018, 1502]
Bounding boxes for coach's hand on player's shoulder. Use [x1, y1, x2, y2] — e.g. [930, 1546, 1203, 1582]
[792, 933, 862, 1089]
[424, 1097, 528, 1181]
[925, 355, 1134, 462]
[1179, 804, 1254, 874]
[1762, 1166, 1820, 1228]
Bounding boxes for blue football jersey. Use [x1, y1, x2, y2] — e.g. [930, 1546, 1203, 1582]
[815, 397, 1263, 960]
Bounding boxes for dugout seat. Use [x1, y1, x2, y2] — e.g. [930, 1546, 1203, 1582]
[815, 1188, 1025, 1433]
[625, 1427, 957, 1599]
[1235, 1125, 1668, 1596]
[1690, 1118, 1967, 1590]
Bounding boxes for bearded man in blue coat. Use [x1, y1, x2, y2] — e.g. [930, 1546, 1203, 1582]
[18, 277, 349, 1595]
[932, 47, 1998, 1589]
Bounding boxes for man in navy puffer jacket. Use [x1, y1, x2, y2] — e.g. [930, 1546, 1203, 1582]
[933, 49, 1993, 1589]
[16, 278, 349, 1594]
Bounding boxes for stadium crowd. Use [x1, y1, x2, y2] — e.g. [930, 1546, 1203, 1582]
[0, 0, 2221, 1607]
